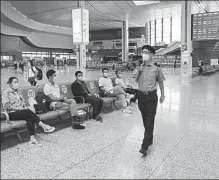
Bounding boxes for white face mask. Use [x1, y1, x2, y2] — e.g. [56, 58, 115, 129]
[142, 54, 150, 61]
[78, 76, 83, 81]
[52, 76, 57, 82]
[13, 83, 19, 89]
[103, 73, 109, 77]
[118, 73, 122, 78]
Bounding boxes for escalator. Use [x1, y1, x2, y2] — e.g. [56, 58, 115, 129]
[156, 41, 181, 55]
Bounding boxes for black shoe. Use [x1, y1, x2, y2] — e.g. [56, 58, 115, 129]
[139, 148, 148, 156]
[72, 124, 85, 130]
[95, 116, 103, 122]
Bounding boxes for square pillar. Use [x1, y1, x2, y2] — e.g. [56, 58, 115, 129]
[181, 1, 192, 85]
[73, 0, 88, 75]
[122, 17, 129, 62]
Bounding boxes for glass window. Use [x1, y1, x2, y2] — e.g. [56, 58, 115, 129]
[151, 20, 155, 46]
[147, 22, 150, 44]
[163, 18, 171, 44]
[156, 19, 162, 43]
[172, 15, 181, 41]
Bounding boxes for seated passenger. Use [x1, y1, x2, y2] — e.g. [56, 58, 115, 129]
[43, 70, 85, 130]
[71, 71, 103, 122]
[115, 69, 138, 104]
[2, 77, 55, 146]
[98, 68, 132, 114]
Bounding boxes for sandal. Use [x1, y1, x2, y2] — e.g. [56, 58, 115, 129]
[30, 138, 43, 146]
[43, 126, 55, 133]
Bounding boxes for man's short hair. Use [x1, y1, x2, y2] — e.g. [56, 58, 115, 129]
[115, 69, 121, 75]
[75, 71, 83, 77]
[142, 45, 155, 54]
[46, 69, 56, 79]
[102, 68, 109, 72]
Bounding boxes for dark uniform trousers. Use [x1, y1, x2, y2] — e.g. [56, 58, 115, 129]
[137, 90, 158, 149]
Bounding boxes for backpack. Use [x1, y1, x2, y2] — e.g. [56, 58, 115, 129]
[31, 66, 43, 80]
[34, 92, 52, 114]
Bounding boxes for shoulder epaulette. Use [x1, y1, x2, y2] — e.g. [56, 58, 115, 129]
[154, 62, 160, 67]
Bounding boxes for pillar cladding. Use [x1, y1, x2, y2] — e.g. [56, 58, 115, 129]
[76, 0, 87, 75]
[181, 1, 192, 85]
[122, 18, 129, 62]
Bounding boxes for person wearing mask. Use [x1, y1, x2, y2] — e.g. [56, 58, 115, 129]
[43, 70, 85, 130]
[115, 69, 137, 104]
[98, 68, 132, 114]
[135, 45, 166, 156]
[27, 60, 38, 86]
[20, 60, 24, 72]
[2, 77, 55, 146]
[71, 71, 103, 122]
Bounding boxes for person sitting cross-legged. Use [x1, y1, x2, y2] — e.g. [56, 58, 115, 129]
[2, 77, 55, 146]
[98, 68, 132, 114]
[71, 71, 103, 122]
[43, 70, 85, 130]
[115, 69, 138, 105]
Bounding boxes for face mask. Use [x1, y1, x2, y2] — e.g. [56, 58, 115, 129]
[78, 76, 83, 81]
[103, 73, 109, 77]
[52, 76, 57, 82]
[142, 54, 150, 61]
[13, 83, 19, 89]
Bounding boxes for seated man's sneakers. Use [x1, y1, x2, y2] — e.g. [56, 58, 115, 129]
[95, 115, 103, 122]
[72, 124, 85, 130]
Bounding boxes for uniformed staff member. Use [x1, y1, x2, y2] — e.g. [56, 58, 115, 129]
[135, 45, 166, 156]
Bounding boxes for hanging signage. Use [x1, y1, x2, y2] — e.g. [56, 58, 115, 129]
[72, 8, 89, 44]
[210, 59, 218, 65]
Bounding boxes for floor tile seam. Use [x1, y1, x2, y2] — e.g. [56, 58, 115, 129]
[147, 122, 199, 179]
[148, 162, 213, 179]
[51, 129, 135, 179]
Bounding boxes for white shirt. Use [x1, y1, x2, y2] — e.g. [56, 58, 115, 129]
[43, 81, 61, 107]
[28, 67, 37, 78]
[115, 78, 127, 89]
[98, 77, 114, 91]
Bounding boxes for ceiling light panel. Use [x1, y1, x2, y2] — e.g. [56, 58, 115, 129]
[133, 1, 160, 6]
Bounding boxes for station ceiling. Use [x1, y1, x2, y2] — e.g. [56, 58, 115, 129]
[7, 1, 182, 31]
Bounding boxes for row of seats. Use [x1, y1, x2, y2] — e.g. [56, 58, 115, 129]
[201, 65, 219, 75]
[0, 79, 123, 142]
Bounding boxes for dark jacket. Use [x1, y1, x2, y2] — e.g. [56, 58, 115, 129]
[71, 80, 90, 98]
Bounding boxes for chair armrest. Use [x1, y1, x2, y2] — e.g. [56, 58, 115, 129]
[74, 96, 85, 104]
[1, 112, 10, 123]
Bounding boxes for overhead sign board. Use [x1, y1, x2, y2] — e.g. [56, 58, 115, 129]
[192, 11, 219, 40]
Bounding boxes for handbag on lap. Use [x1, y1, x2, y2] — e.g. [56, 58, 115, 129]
[34, 92, 52, 114]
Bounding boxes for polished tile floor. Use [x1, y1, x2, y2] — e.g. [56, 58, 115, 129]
[1, 65, 219, 179]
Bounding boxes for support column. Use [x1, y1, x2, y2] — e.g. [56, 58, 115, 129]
[76, 0, 87, 74]
[180, 1, 192, 85]
[122, 16, 129, 62]
[145, 23, 148, 44]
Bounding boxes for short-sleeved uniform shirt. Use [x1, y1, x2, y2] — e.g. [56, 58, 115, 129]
[43, 81, 61, 107]
[135, 61, 166, 92]
[98, 77, 114, 91]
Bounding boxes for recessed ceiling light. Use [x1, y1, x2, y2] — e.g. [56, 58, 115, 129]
[133, 1, 160, 6]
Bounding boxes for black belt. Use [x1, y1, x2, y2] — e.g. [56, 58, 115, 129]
[137, 90, 157, 96]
